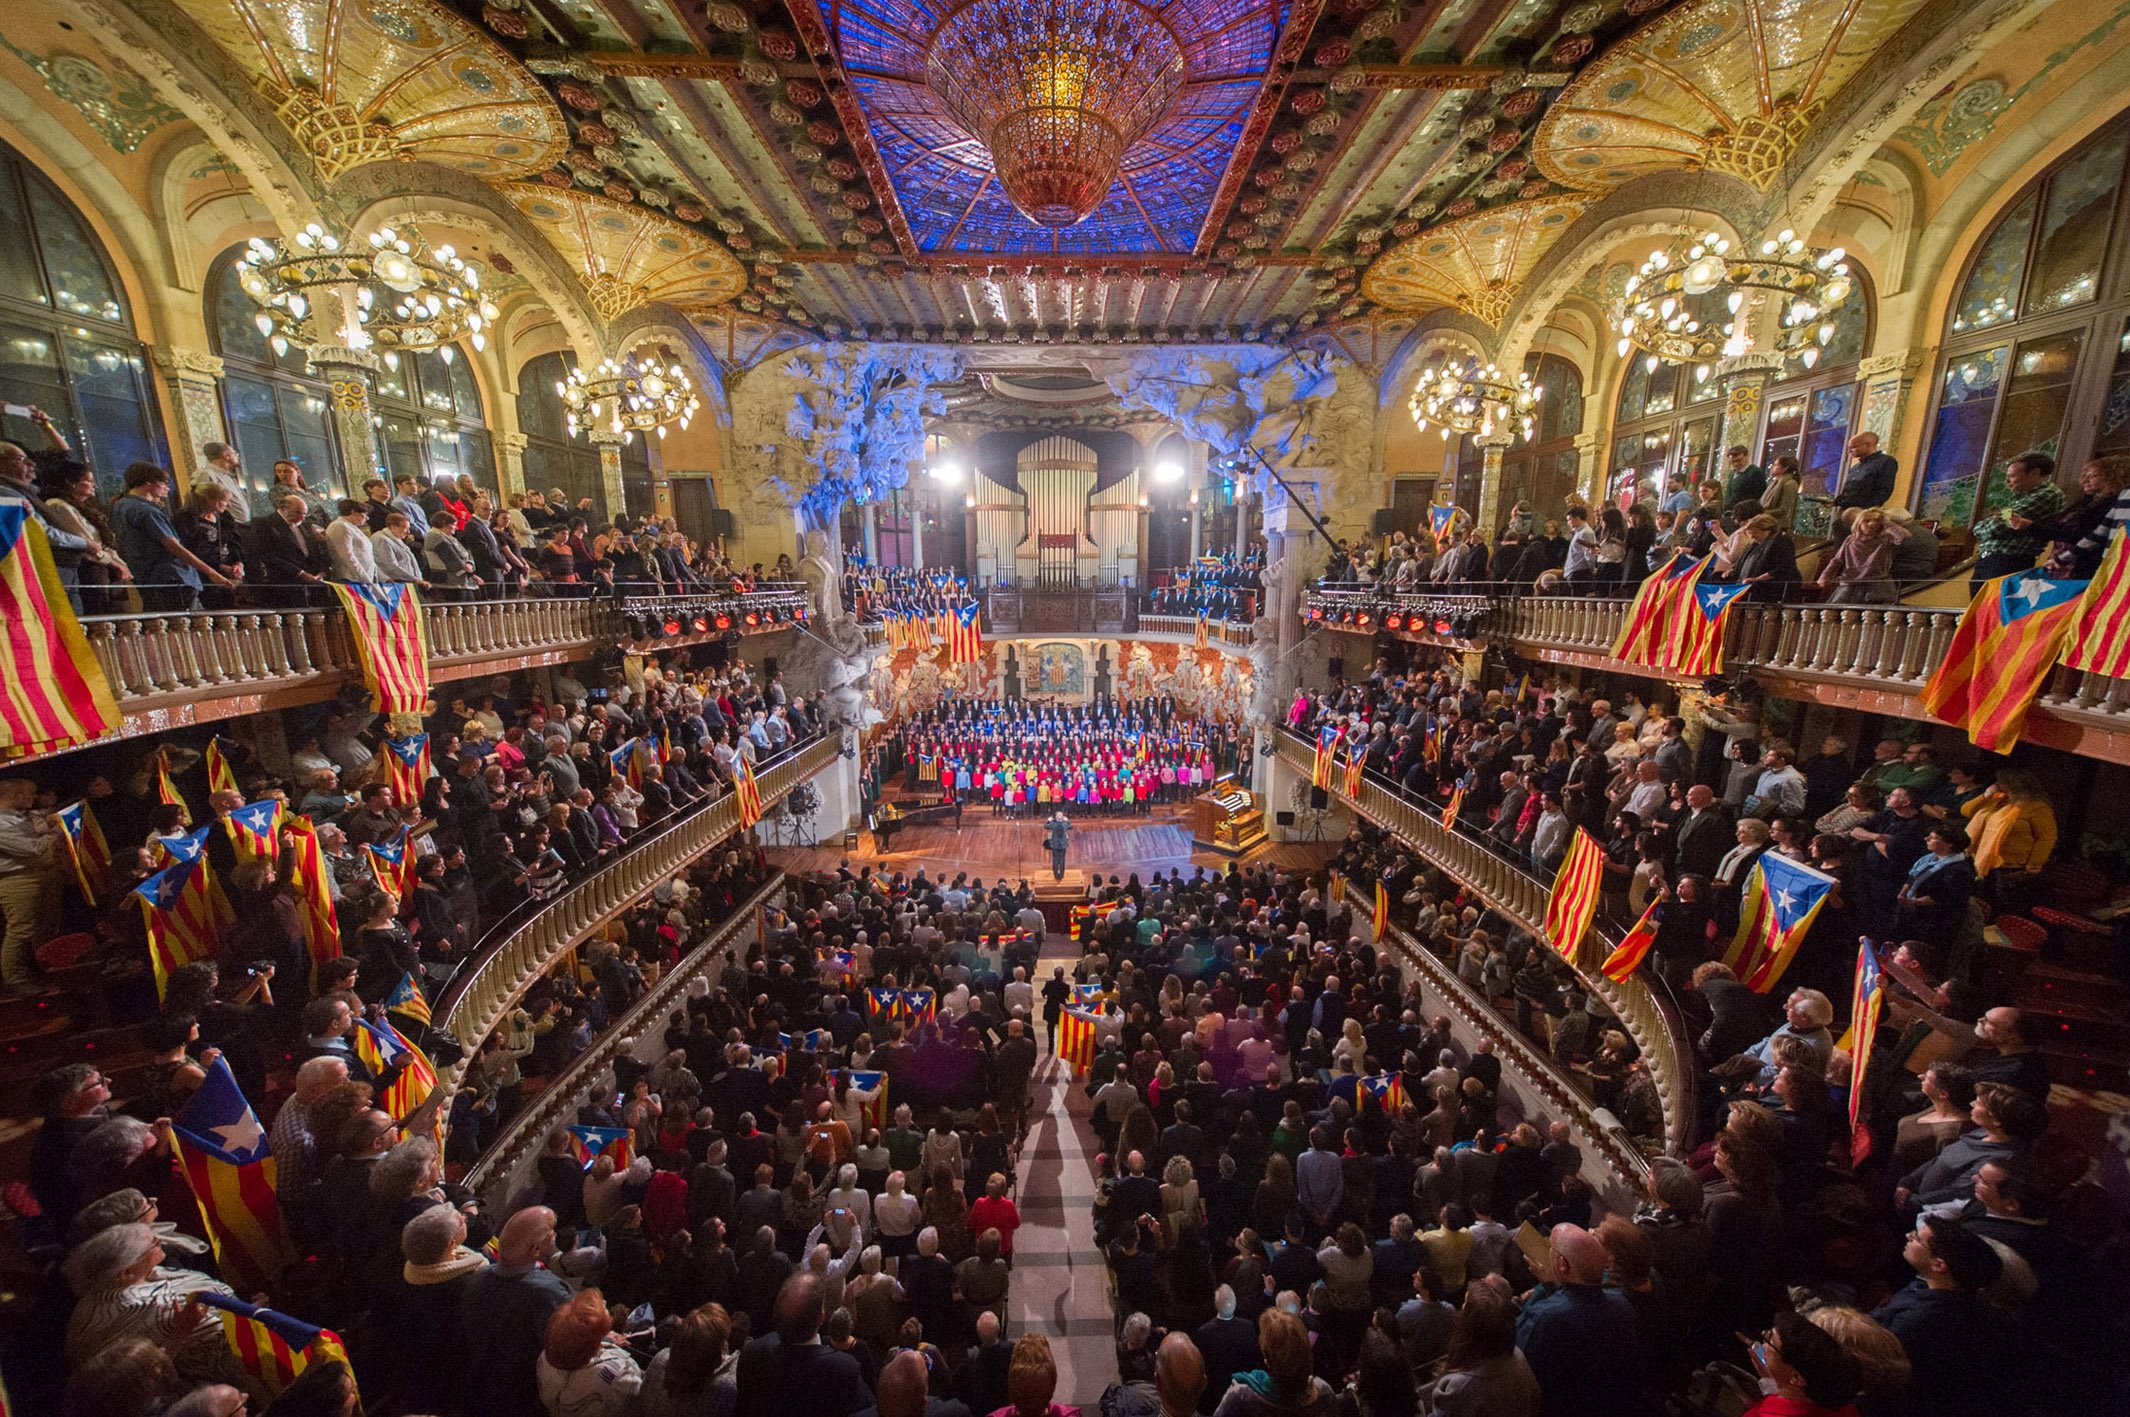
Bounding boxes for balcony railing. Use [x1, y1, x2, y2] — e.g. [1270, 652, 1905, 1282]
[461, 874, 787, 1203]
[1305, 587, 2130, 755]
[59, 586, 809, 762]
[432, 734, 837, 1093]
[1275, 728, 1697, 1159]
[1137, 613, 1257, 649]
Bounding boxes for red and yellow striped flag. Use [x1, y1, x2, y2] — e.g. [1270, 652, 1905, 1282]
[135, 856, 220, 998]
[282, 815, 340, 986]
[204, 738, 237, 796]
[1372, 880, 1390, 938]
[1311, 726, 1339, 789]
[383, 733, 432, 808]
[948, 602, 984, 664]
[735, 755, 763, 829]
[1601, 897, 1661, 982]
[156, 748, 185, 808]
[330, 582, 431, 716]
[196, 1293, 356, 1402]
[0, 504, 120, 757]
[1440, 784, 1466, 834]
[1342, 742, 1365, 797]
[353, 1018, 437, 1126]
[171, 1057, 290, 1292]
[1919, 571, 2086, 751]
[1195, 609, 1211, 650]
[1610, 552, 1696, 664]
[1057, 1005, 1100, 1075]
[54, 799, 110, 905]
[2064, 527, 2130, 679]
[1543, 828, 1606, 962]
[1847, 940, 1886, 1162]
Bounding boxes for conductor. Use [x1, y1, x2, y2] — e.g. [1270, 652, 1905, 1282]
[1044, 809, 1070, 881]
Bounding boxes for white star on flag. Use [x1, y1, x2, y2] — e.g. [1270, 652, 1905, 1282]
[2010, 576, 2048, 607]
[213, 1113, 265, 1154]
[1773, 887, 1797, 911]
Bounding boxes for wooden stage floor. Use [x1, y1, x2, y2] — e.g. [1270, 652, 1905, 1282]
[767, 807, 1333, 886]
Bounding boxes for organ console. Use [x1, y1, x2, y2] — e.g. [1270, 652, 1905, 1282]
[1192, 777, 1264, 856]
[871, 799, 958, 849]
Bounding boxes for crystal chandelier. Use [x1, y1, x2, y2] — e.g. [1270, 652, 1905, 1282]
[559, 352, 701, 442]
[926, 0, 1186, 227]
[1612, 227, 1853, 376]
[235, 224, 498, 364]
[1409, 358, 1542, 442]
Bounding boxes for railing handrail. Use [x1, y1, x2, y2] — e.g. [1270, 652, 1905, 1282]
[461, 873, 787, 1202]
[1274, 727, 1697, 1160]
[432, 735, 838, 1080]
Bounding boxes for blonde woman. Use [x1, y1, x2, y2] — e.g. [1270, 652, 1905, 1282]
[1818, 508, 1909, 604]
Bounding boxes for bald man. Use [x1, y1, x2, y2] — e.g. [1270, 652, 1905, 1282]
[1155, 1332, 1207, 1417]
[1513, 1223, 1642, 1417]
[458, 1206, 570, 1417]
[736, 1273, 873, 1417]
[857, 1348, 974, 1417]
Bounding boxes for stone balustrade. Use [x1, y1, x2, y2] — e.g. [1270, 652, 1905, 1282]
[62, 587, 806, 762]
[461, 875, 787, 1203]
[1275, 729, 1697, 1160]
[432, 735, 837, 1094]
[1137, 613, 1257, 649]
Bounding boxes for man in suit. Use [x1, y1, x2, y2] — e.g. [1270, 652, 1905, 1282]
[1832, 431, 1898, 513]
[736, 1273, 872, 1417]
[245, 492, 329, 604]
[1045, 809, 1071, 881]
[1672, 784, 1735, 879]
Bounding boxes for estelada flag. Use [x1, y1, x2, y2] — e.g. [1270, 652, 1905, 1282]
[385, 970, 432, 1028]
[281, 814, 340, 985]
[351, 1017, 437, 1127]
[54, 798, 110, 904]
[1543, 828, 1606, 962]
[848, 1069, 889, 1130]
[1611, 552, 1697, 664]
[611, 740, 643, 790]
[1847, 939, 1886, 1161]
[1920, 570, 2086, 751]
[365, 827, 415, 901]
[902, 987, 937, 1027]
[1195, 609, 1211, 650]
[136, 856, 219, 998]
[1342, 742, 1366, 797]
[1311, 725, 1340, 789]
[1057, 1005, 1100, 1075]
[195, 1292, 357, 1402]
[171, 1057, 290, 1292]
[1724, 852, 1838, 993]
[383, 734, 432, 807]
[2063, 527, 2130, 678]
[204, 738, 237, 796]
[567, 1124, 633, 1170]
[949, 601, 984, 664]
[222, 798, 285, 864]
[1359, 1073, 1405, 1114]
[1428, 502, 1458, 550]
[156, 747, 185, 808]
[1660, 571, 1752, 677]
[1371, 880, 1390, 938]
[1441, 784, 1466, 834]
[866, 986, 905, 1020]
[1601, 897, 1662, 982]
[0, 501, 119, 757]
[330, 582, 431, 716]
[736, 755, 763, 829]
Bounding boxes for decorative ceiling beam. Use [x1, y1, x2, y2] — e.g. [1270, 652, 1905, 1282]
[770, 250, 1317, 270]
[1324, 64, 1574, 91]
[584, 52, 749, 79]
[1193, 0, 1330, 259]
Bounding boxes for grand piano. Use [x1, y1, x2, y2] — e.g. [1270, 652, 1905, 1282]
[871, 798, 956, 850]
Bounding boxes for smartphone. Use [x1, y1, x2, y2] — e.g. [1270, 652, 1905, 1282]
[1, 403, 31, 420]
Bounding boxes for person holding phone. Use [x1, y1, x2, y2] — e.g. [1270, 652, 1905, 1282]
[1740, 1311, 1865, 1416]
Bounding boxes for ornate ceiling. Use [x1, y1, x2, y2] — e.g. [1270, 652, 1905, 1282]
[1359, 194, 1590, 320]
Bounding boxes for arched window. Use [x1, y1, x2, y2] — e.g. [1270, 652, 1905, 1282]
[1604, 293, 1727, 508]
[372, 347, 494, 495]
[515, 351, 646, 520]
[1916, 115, 2130, 528]
[1753, 267, 1874, 535]
[0, 141, 165, 496]
[208, 249, 343, 505]
[1498, 352, 1585, 520]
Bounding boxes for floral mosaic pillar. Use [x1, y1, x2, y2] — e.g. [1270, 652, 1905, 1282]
[1475, 429, 1516, 537]
[1572, 432, 1604, 505]
[495, 430, 529, 500]
[309, 345, 384, 496]
[1857, 348, 1929, 448]
[150, 346, 227, 484]
[1715, 352, 1785, 459]
[589, 430, 627, 523]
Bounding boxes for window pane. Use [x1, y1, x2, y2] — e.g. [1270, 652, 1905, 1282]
[1976, 331, 2085, 520]
[1644, 362, 1677, 415]
[411, 351, 458, 416]
[458, 428, 495, 494]
[2028, 126, 2126, 315]
[1800, 384, 1857, 498]
[29, 184, 124, 324]
[374, 355, 409, 405]
[275, 382, 338, 492]
[1952, 193, 2034, 334]
[1546, 360, 1583, 439]
[64, 337, 159, 495]
[1679, 416, 1716, 490]
[379, 413, 423, 483]
[1917, 346, 2008, 524]
[0, 324, 72, 449]
[0, 166, 46, 307]
[517, 352, 574, 440]
[447, 353, 483, 422]
[213, 260, 276, 366]
[424, 421, 465, 484]
[1819, 288, 1869, 370]
[2094, 319, 2130, 460]
[1616, 358, 1650, 423]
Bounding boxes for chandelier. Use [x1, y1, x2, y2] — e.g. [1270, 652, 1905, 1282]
[926, 0, 1186, 227]
[559, 352, 701, 441]
[235, 224, 498, 364]
[1409, 358, 1542, 442]
[1612, 227, 1854, 376]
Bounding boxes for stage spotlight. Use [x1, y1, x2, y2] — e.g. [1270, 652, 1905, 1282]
[744, 611, 760, 627]
[1384, 613, 1404, 631]
[1433, 617, 1454, 636]
[1307, 606, 1323, 622]
[692, 614, 712, 634]
[934, 461, 963, 484]
[714, 613, 732, 631]
[1355, 611, 1372, 628]
[661, 617, 683, 637]
[1154, 462, 1184, 484]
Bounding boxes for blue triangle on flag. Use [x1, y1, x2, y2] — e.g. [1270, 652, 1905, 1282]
[1995, 573, 2085, 622]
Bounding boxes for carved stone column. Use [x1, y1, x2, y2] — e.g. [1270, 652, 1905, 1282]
[308, 345, 383, 495]
[495, 431, 529, 501]
[150, 346, 227, 487]
[859, 499, 879, 564]
[588, 430, 627, 522]
[1186, 440, 1208, 562]
[1475, 430, 1516, 539]
[910, 487, 925, 570]
[1572, 431, 1604, 505]
[1714, 351, 1785, 459]
[1857, 348, 1929, 449]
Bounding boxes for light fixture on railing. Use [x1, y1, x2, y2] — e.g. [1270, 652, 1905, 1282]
[1611, 227, 1852, 375]
[1408, 358, 1541, 442]
[559, 349, 701, 441]
[235, 224, 497, 363]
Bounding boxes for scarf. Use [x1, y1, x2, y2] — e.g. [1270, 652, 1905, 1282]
[404, 1246, 488, 1286]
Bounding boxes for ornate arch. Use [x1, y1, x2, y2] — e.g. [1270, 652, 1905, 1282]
[609, 307, 733, 429]
[1376, 312, 1499, 408]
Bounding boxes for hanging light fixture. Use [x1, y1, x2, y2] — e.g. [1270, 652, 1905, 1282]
[235, 224, 499, 363]
[558, 349, 702, 441]
[1408, 358, 1542, 442]
[1611, 227, 1852, 374]
[926, 0, 1187, 227]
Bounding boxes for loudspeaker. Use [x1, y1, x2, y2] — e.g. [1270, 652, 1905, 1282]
[1328, 657, 1344, 680]
[1309, 786, 1328, 809]
[1274, 810, 1295, 826]
[710, 508, 737, 538]
[1370, 508, 1397, 535]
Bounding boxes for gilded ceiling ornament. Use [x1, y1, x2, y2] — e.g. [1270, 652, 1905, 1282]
[0, 41, 182, 154]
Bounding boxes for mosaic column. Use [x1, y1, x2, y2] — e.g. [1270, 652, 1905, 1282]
[150, 346, 227, 486]
[588, 430, 627, 522]
[494, 430, 529, 501]
[1715, 351, 1785, 459]
[1572, 432, 1604, 505]
[1474, 428, 1516, 538]
[1857, 348, 1930, 449]
[308, 345, 384, 496]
